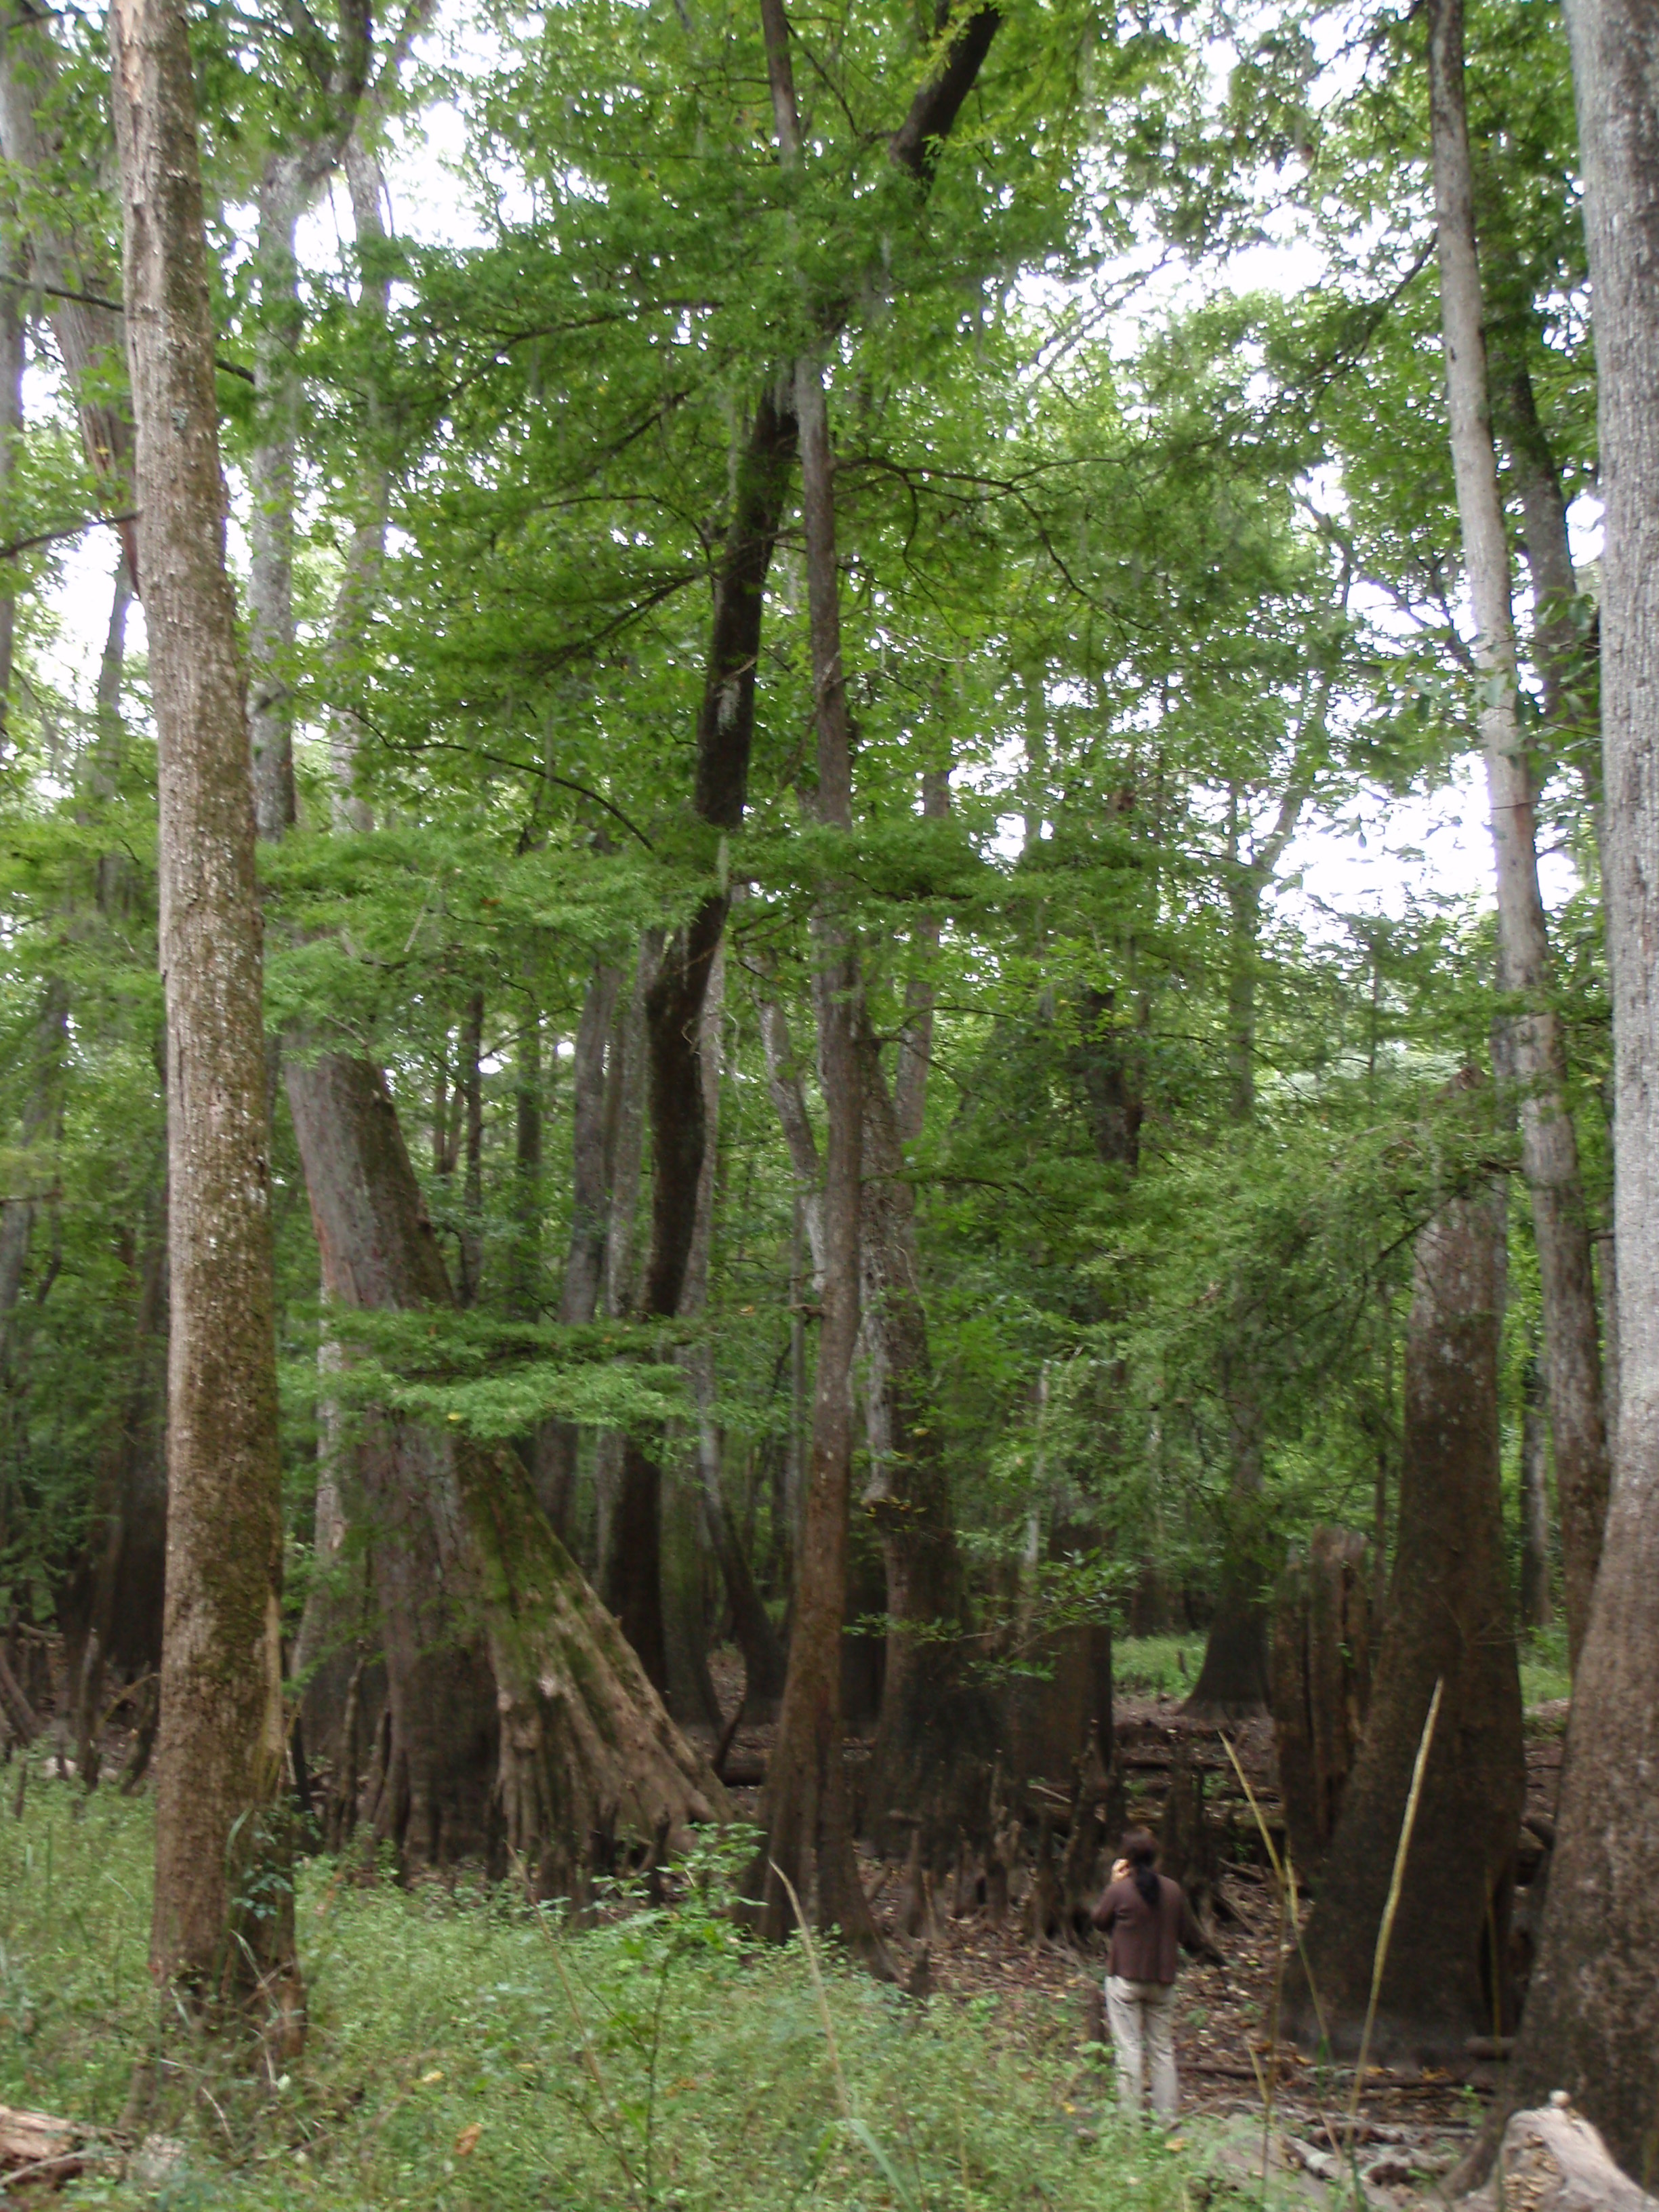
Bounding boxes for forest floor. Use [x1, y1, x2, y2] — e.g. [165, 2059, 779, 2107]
[708, 1644, 1572, 2212]
[0, 1641, 1570, 2210]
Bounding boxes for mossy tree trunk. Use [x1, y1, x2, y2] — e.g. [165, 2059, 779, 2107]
[111, 0, 295, 2016]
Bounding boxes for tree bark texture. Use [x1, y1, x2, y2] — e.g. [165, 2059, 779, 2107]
[506, 1005, 542, 1324]
[1428, 0, 1610, 1672]
[285, 1051, 726, 1882]
[241, 0, 369, 837]
[1498, 0, 1659, 2173]
[1270, 1526, 1374, 1875]
[110, 0, 292, 2008]
[1287, 1173, 1523, 2060]
[247, 176, 303, 842]
[456, 987, 485, 1307]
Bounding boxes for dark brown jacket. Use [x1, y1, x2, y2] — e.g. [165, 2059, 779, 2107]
[1091, 1872, 1207, 1984]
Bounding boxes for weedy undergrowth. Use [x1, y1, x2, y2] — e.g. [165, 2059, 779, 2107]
[0, 1772, 1188, 2211]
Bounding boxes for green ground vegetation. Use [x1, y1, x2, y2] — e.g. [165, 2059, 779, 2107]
[0, 1779, 1186, 2212]
[1112, 1639, 1208, 1700]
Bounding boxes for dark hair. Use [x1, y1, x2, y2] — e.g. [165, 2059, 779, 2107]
[1122, 1827, 1161, 1909]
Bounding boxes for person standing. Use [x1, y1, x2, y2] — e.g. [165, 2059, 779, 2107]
[1092, 1827, 1213, 2121]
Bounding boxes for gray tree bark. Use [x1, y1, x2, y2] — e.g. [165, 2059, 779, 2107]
[109, 0, 293, 2018]
[1287, 1160, 1523, 2058]
[1427, 0, 1610, 1672]
[1494, 0, 1659, 2172]
[747, 0, 885, 1969]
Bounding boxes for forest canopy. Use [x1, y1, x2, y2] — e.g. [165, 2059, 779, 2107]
[1, 0, 1656, 2186]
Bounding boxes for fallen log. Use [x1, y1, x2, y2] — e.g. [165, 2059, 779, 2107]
[0, 2104, 96, 2190]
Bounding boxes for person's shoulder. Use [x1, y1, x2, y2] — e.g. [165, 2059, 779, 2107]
[1159, 1874, 1184, 1905]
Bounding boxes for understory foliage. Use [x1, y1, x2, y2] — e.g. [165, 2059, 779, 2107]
[0, 1785, 1170, 2211]
[0, 0, 1606, 1645]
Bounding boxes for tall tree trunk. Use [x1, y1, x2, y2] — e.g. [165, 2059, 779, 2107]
[456, 988, 485, 1308]
[1287, 1156, 1523, 2057]
[535, 959, 622, 1534]
[680, 941, 787, 1719]
[614, 0, 1000, 1702]
[1427, 0, 1610, 1671]
[1496, 0, 1659, 2169]
[0, 6, 137, 583]
[593, 946, 653, 1583]
[0, 235, 22, 733]
[745, 0, 886, 1969]
[1188, 786, 1305, 1717]
[110, 0, 293, 2015]
[285, 1057, 506, 1864]
[506, 1003, 542, 1323]
[605, 380, 798, 1681]
[753, 984, 822, 1600]
[247, 169, 303, 841]
[663, 942, 726, 1734]
[1519, 1351, 1554, 1632]
[893, 764, 949, 1144]
[860, 1007, 995, 1839]
[291, 1327, 369, 1825]
[326, 129, 390, 834]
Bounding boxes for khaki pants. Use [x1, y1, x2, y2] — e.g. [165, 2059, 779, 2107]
[1105, 1975, 1179, 2120]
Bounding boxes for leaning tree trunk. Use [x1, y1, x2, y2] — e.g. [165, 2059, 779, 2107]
[1492, 0, 1659, 2173]
[285, 1050, 727, 1885]
[110, 0, 293, 2015]
[603, 384, 798, 1684]
[1286, 1164, 1523, 2060]
[610, 0, 1001, 1698]
[1428, 0, 1610, 1672]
